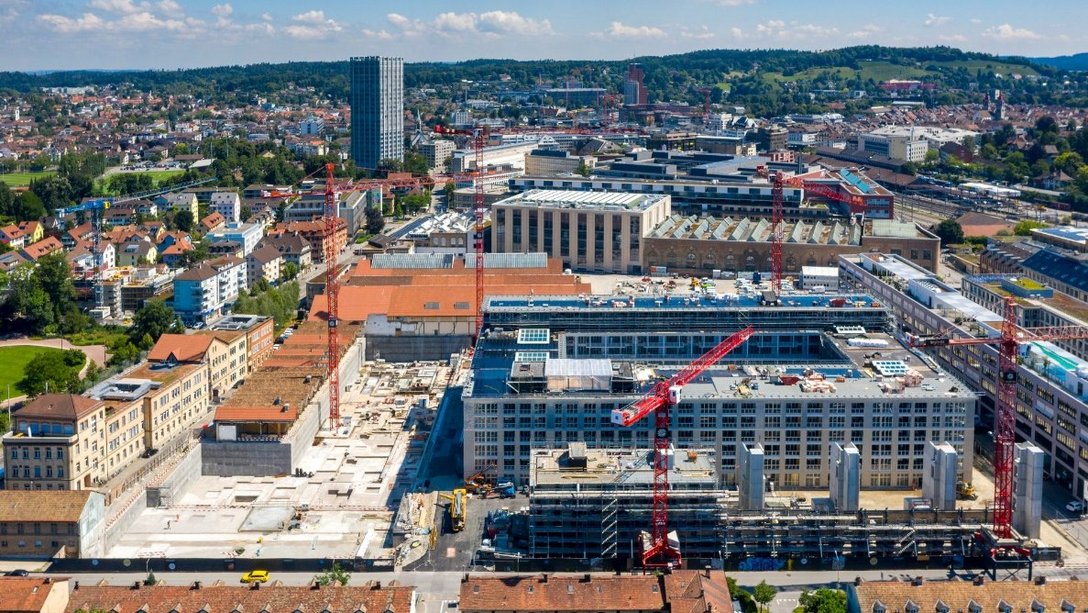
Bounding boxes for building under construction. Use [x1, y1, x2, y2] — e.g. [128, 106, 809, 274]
[467, 289, 1059, 571]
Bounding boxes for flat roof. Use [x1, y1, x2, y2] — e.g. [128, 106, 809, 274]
[650, 215, 862, 246]
[530, 447, 718, 487]
[496, 189, 667, 211]
[486, 293, 880, 312]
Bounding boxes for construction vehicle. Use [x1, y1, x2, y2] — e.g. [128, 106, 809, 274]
[495, 481, 516, 499]
[464, 468, 495, 495]
[439, 488, 467, 532]
[957, 482, 978, 500]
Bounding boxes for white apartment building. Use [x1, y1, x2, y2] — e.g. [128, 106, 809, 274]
[210, 192, 242, 223]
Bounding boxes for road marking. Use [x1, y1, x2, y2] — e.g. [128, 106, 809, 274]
[445, 547, 456, 558]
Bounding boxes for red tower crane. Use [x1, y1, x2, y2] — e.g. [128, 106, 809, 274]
[323, 163, 341, 427]
[758, 166, 870, 293]
[435, 124, 488, 341]
[910, 296, 1088, 538]
[611, 326, 755, 567]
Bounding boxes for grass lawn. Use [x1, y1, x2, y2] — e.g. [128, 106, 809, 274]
[0, 346, 66, 400]
[0, 171, 55, 187]
[140, 169, 187, 184]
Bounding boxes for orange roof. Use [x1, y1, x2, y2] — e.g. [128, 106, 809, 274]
[0, 577, 66, 612]
[147, 333, 215, 362]
[20, 236, 63, 260]
[215, 405, 298, 422]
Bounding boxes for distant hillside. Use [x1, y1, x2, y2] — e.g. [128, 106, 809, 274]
[1033, 53, 1088, 71]
[0, 46, 1064, 116]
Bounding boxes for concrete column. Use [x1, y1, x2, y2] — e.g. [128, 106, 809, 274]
[1014, 442, 1044, 539]
[738, 443, 766, 511]
[520, 206, 530, 253]
[585, 212, 595, 269]
[603, 214, 614, 271]
[922, 441, 958, 511]
[567, 211, 577, 268]
[830, 442, 860, 513]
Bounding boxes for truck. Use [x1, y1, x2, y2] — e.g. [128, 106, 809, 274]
[440, 488, 467, 532]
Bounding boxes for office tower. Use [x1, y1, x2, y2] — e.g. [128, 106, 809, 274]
[350, 56, 404, 170]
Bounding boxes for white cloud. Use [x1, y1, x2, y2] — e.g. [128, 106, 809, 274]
[38, 11, 105, 32]
[261, 12, 272, 22]
[432, 11, 477, 33]
[602, 21, 666, 39]
[847, 24, 882, 39]
[681, 25, 715, 40]
[970, 18, 982, 24]
[982, 23, 1040, 40]
[210, 3, 232, 18]
[88, 0, 145, 14]
[156, 0, 181, 16]
[284, 9, 342, 39]
[478, 11, 552, 36]
[939, 34, 968, 42]
[717, 0, 756, 5]
[924, 13, 950, 27]
[734, 19, 837, 40]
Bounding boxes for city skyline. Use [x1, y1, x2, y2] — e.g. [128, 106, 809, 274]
[0, 0, 1084, 71]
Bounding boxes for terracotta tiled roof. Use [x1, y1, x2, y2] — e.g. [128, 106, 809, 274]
[0, 577, 67, 613]
[200, 211, 225, 229]
[20, 236, 64, 260]
[0, 490, 94, 522]
[147, 333, 215, 363]
[215, 405, 299, 422]
[14, 393, 103, 421]
[855, 578, 1088, 610]
[67, 581, 416, 613]
[460, 574, 666, 612]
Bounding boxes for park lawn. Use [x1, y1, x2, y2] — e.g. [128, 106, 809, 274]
[141, 169, 186, 184]
[0, 171, 55, 187]
[0, 345, 66, 400]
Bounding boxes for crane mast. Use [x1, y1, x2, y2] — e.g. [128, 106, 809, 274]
[910, 296, 1088, 538]
[611, 326, 755, 567]
[324, 163, 341, 427]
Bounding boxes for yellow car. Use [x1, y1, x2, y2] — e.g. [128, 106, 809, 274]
[240, 570, 270, 584]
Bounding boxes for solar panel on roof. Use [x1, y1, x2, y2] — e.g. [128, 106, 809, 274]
[871, 360, 909, 376]
[514, 351, 550, 362]
[517, 328, 551, 344]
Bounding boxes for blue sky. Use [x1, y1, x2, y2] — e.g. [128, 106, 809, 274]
[0, 0, 1084, 71]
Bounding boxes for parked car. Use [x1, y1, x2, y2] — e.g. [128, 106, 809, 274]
[5, 569, 29, 577]
[240, 570, 270, 584]
[1067, 500, 1085, 514]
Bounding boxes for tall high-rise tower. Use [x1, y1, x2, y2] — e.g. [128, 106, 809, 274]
[350, 56, 405, 170]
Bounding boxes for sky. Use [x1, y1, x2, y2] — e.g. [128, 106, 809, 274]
[0, 0, 1084, 71]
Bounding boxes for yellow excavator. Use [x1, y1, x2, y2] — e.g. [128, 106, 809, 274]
[439, 488, 467, 532]
[957, 481, 978, 500]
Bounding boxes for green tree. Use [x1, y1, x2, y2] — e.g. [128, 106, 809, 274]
[1014, 220, 1048, 236]
[752, 581, 777, 613]
[36, 252, 78, 324]
[797, 588, 847, 613]
[5, 266, 54, 333]
[0, 182, 15, 218]
[443, 180, 456, 200]
[174, 209, 194, 232]
[313, 562, 350, 587]
[16, 350, 84, 397]
[365, 205, 385, 234]
[14, 190, 46, 221]
[282, 261, 299, 281]
[1053, 151, 1083, 175]
[933, 219, 964, 245]
[129, 301, 182, 349]
[403, 151, 430, 176]
[106, 173, 154, 195]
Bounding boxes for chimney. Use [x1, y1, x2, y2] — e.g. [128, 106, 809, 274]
[1035, 576, 1047, 586]
[251, 581, 260, 590]
[132, 581, 142, 590]
[373, 581, 382, 590]
[911, 577, 924, 587]
[582, 574, 591, 583]
[973, 576, 985, 586]
[541, 574, 548, 583]
[192, 581, 202, 590]
[74, 581, 80, 591]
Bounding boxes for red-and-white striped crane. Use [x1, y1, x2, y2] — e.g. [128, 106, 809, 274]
[909, 295, 1088, 539]
[323, 163, 342, 426]
[434, 124, 487, 341]
[610, 326, 755, 567]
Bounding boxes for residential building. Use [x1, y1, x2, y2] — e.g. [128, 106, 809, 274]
[88, 358, 210, 452]
[211, 314, 276, 370]
[16, 220, 42, 243]
[258, 232, 312, 269]
[284, 191, 367, 235]
[149, 331, 247, 402]
[206, 221, 263, 256]
[421, 139, 455, 172]
[839, 253, 1088, 497]
[299, 114, 324, 135]
[114, 240, 157, 267]
[0, 577, 70, 612]
[245, 243, 283, 286]
[350, 56, 405, 170]
[199, 212, 226, 233]
[0, 490, 105, 558]
[158, 192, 199, 219]
[459, 571, 733, 613]
[172, 255, 245, 322]
[0, 224, 27, 250]
[268, 220, 346, 264]
[491, 189, 673, 274]
[210, 192, 241, 223]
[402, 210, 475, 255]
[4, 394, 107, 491]
[849, 578, 1088, 613]
[19, 237, 64, 262]
[67, 580, 415, 613]
[468, 294, 974, 486]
